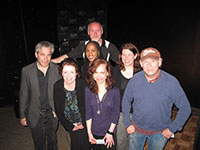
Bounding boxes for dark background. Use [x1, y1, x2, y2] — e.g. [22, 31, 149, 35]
[0, 1, 199, 110]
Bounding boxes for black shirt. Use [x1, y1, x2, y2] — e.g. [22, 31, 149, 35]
[37, 66, 51, 110]
[67, 39, 119, 64]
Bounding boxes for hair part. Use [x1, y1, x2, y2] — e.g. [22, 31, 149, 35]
[59, 58, 81, 78]
[117, 43, 142, 73]
[86, 59, 115, 94]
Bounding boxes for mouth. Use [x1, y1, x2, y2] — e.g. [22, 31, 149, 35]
[88, 56, 94, 60]
[124, 60, 130, 63]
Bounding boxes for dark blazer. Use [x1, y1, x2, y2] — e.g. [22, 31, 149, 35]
[19, 62, 61, 128]
[53, 78, 87, 132]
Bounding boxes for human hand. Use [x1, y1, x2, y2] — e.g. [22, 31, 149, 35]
[104, 133, 114, 148]
[88, 133, 96, 144]
[126, 125, 135, 134]
[52, 111, 56, 118]
[162, 128, 173, 139]
[20, 118, 28, 127]
[72, 122, 84, 131]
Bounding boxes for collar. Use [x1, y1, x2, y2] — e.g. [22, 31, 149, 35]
[145, 70, 161, 83]
[86, 38, 106, 47]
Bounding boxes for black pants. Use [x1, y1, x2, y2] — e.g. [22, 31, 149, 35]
[92, 134, 116, 150]
[30, 111, 58, 150]
[68, 128, 91, 150]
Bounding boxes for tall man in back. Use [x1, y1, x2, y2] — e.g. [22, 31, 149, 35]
[19, 41, 61, 150]
[51, 21, 119, 65]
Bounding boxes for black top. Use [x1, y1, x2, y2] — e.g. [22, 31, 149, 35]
[67, 39, 119, 64]
[54, 78, 87, 131]
[36, 66, 51, 110]
[113, 66, 133, 112]
[81, 61, 89, 81]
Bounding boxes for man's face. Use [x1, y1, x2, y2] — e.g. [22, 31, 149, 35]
[140, 58, 162, 78]
[88, 23, 103, 42]
[35, 47, 52, 68]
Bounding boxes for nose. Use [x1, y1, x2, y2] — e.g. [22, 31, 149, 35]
[88, 51, 92, 55]
[94, 31, 97, 36]
[95, 73, 102, 79]
[124, 55, 129, 60]
[146, 62, 152, 68]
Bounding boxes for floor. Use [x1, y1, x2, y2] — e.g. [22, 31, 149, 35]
[0, 105, 199, 150]
[144, 107, 200, 150]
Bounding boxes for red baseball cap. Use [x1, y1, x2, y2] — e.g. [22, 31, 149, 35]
[140, 47, 161, 61]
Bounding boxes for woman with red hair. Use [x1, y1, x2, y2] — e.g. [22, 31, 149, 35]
[85, 59, 120, 150]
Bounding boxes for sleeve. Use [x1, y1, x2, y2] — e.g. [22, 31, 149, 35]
[122, 79, 134, 128]
[19, 68, 29, 119]
[110, 87, 120, 124]
[85, 87, 92, 121]
[108, 42, 119, 63]
[54, 82, 74, 131]
[168, 79, 191, 133]
[77, 79, 87, 123]
[67, 42, 85, 59]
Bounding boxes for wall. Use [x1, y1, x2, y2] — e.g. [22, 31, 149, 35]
[107, 3, 200, 107]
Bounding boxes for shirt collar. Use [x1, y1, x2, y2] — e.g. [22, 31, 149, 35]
[145, 70, 161, 84]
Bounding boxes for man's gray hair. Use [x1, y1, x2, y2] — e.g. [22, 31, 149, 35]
[35, 41, 54, 53]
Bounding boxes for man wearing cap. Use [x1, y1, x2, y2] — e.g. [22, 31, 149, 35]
[122, 47, 191, 150]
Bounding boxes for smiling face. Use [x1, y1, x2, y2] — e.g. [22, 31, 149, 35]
[140, 58, 162, 79]
[93, 64, 108, 86]
[62, 65, 77, 85]
[121, 49, 137, 68]
[85, 43, 99, 62]
[35, 47, 52, 68]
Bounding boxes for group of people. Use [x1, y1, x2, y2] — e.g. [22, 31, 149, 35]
[19, 21, 191, 150]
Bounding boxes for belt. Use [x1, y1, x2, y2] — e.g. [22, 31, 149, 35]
[39, 108, 51, 113]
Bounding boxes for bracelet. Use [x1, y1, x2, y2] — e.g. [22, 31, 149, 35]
[107, 130, 114, 135]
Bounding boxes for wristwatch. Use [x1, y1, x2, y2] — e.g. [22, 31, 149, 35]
[107, 130, 114, 135]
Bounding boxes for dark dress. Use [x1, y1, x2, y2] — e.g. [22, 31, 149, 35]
[54, 78, 90, 150]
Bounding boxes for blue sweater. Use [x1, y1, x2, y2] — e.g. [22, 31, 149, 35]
[122, 70, 191, 133]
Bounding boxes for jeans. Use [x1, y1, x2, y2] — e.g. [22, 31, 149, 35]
[129, 131, 168, 150]
[30, 110, 58, 150]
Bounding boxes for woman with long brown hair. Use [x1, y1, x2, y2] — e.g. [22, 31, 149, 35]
[113, 43, 142, 150]
[85, 59, 120, 150]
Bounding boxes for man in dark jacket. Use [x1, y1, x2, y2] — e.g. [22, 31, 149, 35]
[19, 41, 61, 150]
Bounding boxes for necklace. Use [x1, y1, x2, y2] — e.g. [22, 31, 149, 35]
[96, 92, 107, 115]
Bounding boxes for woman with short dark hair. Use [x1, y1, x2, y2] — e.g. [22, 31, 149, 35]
[54, 58, 90, 150]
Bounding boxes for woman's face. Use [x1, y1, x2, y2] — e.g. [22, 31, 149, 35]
[121, 49, 136, 67]
[86, 43, 99, 62]
[62, 65, 77, 85]
[93, 64, 108, 85]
